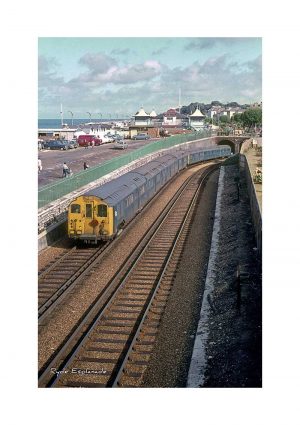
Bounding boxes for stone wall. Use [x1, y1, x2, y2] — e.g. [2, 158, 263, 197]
[240, 154, 262, 255]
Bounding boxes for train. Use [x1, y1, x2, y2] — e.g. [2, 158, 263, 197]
[68, 145, 231, 242]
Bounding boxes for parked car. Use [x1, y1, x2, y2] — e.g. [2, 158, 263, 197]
[111, 134, 123, 141]
[68, 139, 78, 149]
[132, 133, 150, 140]
[77, 135, 102, 147]
[114, 140, 128, 150]
[43, 139, 70, 150]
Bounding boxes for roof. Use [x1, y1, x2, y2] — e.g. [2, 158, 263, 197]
[84, 172, 147, 206]
[149, 109, 157, 117]
[135, 107, 150, 117]
[163, 108, 187, 119]
[83, 152, 185, 206]
[190, 107, 205, 117]
[164, 108, 178, 117]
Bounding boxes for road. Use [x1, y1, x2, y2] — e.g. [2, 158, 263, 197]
[38, 138, 159, 187]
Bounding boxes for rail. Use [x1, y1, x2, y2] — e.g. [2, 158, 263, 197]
[38, 163, 219, 387]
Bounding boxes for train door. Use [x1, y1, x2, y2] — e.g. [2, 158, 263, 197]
[84, 201, 96, 235]
[96, 203, 110, 237]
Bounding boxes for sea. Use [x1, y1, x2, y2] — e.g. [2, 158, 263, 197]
[38, 118, 122, 129]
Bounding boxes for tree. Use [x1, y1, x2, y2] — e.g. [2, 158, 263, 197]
[219, 115, 231, 124]
[240, 108, 262, 128]
[232, 113, 243, 124]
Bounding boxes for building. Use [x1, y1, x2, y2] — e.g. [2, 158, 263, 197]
[149, 109, 157, 119]
[134, 107, 151, 126]
[189, 106, 205, 130]
[162, 108, 187, 127]
[207, 106, 222, 120]
[38, 128, 76, 141]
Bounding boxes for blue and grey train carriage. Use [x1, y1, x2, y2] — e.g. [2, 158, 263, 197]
[68, 146, 230, 242]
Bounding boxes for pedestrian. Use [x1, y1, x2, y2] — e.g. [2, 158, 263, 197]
[38, 158, 42, 173]
[62, 162, 69, 178]
[91, 140, 95, 148]
[84, 161, 89, 170]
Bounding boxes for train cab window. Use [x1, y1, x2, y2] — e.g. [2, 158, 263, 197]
[71, 204, 81, 213]
[97, 204, 107, 217]
[86, 204, 93, 218]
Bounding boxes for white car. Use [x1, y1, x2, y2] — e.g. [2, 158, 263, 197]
[114, 140, 128, 149]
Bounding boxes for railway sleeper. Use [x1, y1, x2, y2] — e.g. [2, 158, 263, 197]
[95, 328, 133, 335]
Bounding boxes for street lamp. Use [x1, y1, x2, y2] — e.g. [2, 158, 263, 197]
[99, 113, 102, 122]
[86, 111, 91, 122]
[68, 110, 74, 126]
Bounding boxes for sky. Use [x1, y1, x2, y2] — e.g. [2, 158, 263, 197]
[38, 37, 262, 119]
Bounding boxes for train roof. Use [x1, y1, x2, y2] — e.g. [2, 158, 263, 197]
[84, 171, 147, 205]
[83, 153, 183, 206]
[81, 147, 229, 207]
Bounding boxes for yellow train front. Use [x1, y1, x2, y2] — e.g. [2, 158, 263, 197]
[68, 196, 114, 241]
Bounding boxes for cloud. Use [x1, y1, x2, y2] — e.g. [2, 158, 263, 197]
[38, 55, 65, 102]
[152, 46, 167, 55]
[185, 38, 217, 51]
[111, 48, 131, 55]
[185, 37, 251, 51]
[79, 52, 117, 73]
[110, 60, 161, 84]
[69, 56, 162, 86]
[160, 54, 261, 103]
[39, 51, 261, 116]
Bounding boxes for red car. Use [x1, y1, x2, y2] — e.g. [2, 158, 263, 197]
[77, 135, 102, 147]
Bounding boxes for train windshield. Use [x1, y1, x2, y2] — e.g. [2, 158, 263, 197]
[97, 204, 107, 217]
[71, 204, 81, 213]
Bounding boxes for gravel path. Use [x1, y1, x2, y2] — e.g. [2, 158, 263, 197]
[38, 163, 209, 371]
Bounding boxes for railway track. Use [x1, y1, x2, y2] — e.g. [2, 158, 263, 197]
[38, 163, 219, 388]
[38, 244, 108, 322]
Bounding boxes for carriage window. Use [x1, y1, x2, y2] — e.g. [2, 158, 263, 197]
[86, 204, 92, 218]
[71, 204, 81, 213]
[97, 204, 107, 217]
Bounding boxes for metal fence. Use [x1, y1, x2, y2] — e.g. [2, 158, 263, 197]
[38, 130, 211, 209]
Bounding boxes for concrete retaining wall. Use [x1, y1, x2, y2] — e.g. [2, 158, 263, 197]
[38, 220, 67, 252]
[240, 154, 262, 255]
